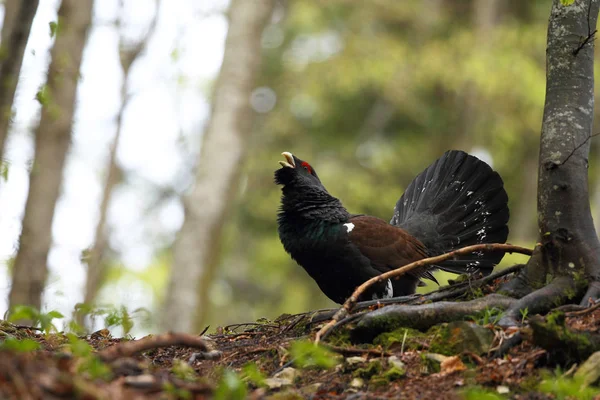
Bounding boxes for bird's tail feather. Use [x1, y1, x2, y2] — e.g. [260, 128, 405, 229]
[390, 150, 509, 275]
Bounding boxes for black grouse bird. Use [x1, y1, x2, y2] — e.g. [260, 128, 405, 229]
[275, 150, 509, 304]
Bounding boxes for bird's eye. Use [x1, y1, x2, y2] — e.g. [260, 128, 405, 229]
[300, 161, 313, 174]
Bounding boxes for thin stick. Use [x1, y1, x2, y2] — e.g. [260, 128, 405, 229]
[565, 300, 600, 317]
[314, 243, 533, 343]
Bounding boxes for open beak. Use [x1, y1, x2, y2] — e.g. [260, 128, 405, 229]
[279, 152, 295, 168]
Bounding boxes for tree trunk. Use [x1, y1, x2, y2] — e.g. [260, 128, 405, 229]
[80, 2, 159, 329]
[9, 0, 94, 311]
[161, 0, 275, 333]
[500, 0, 600, 314]
[0, 0, 39, 165]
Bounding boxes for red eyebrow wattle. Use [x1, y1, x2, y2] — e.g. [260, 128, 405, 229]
[301, 161, 312, 174]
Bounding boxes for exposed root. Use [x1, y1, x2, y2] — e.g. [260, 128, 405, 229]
[98, 332, 209, 362]
[314, 243, 533, 343]
[580, 280, 600, 306]
[497, 276, 584, 328]
[351, 294, 516, 342]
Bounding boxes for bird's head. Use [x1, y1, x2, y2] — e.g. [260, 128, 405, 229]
[275, 152, 323, 188]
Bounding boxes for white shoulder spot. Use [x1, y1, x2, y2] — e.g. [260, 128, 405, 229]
[344, 222, 355, 233]
[371, 279, 394, 300]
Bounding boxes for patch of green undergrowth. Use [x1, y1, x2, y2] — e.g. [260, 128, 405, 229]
[8, 305, 64, 334]
[538, 370, 600, 400]
[289, 339, 340, 369]
[214, 369, 247, 400]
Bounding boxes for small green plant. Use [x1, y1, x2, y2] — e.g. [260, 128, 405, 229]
[460, 386, 507, 400]
[66, 333, 112, 380]
[171, 359, 198, 382]
[213, 369, 247, 400]
[9, 305, 64, 334]
[162, 382, 191, 400]
[0, 337, 41, 352]
[241, 363, 267, 387]
[289, 340, 340, 369]
[468, 307, 505, 326]
[519, 307, 529, 323]
[538, 370, 600, 400]
[0, 160, 8, 181]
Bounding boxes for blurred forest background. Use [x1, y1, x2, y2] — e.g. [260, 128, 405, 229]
[0, 0, 598, 336]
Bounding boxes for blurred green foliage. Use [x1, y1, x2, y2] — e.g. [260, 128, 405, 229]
[95, 0, 600, 330]
[202, 0, 588, 327]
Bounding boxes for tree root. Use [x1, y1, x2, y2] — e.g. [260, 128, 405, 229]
[314, 243, 533, 343]
[310, 263, 524, 325]
[99, 332, 209, 362]
[527, 313, 600, 365]
[497, 276, 585, 328]
[580, 280, 600, 306]
[351, 294, 516, 342]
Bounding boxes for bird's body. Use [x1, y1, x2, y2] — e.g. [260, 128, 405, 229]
[275, 150, 509, 304]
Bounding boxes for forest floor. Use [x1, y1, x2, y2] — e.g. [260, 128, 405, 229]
[1, 276, 600, 399]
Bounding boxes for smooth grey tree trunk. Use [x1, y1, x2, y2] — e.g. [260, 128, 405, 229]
[161, 0, 276, 333]
[0, 0, 39, 167]
[9, 0, 94, 311]
[500, 0, 600, 319]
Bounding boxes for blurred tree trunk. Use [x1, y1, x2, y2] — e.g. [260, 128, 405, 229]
[79, 2, 159, 329]
[0, 0, 39, 167]
[9, 0, 94, 311]
[162, 0, 275, 333]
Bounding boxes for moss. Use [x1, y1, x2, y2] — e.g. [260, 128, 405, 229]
[383, 366, 406, 381]
[427, 324, 457, 356]
[372, 327, 427, 351]
[266, 391, 304, 400]
[419, 353, 440, 374]
[327, 329, 352, 347]
[519, 374, 541, 393]
[531, 312, 598, 364]
[353, 360, 383, 379]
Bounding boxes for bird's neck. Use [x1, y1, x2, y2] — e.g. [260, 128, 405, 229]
[279, 186, 350, 223]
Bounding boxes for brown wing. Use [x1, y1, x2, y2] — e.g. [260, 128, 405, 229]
[347, 215, 435, 282]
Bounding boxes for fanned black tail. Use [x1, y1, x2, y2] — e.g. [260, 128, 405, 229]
[390, 150, 509, 275]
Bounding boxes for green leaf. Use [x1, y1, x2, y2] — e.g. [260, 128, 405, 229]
[289, 340, 340, 369]
[560, 0, 575, 5]
[9, 305, 40, 324]
[241, 363, 266, 387]
[0, 338, 41, 352]
[35, 85, 50, 106]
[0, 160, 8, 181]
[171, 359, 198, 381]
[214, 370, 247, 400]
[66, 333, 92, 357]
[49, 21, 59, 38]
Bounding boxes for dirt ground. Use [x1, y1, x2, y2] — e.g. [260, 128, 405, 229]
[1, 291, 600, 399]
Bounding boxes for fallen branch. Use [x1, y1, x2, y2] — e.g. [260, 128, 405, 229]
[315, 243, 533, 343]
[99, 332, 209, 362]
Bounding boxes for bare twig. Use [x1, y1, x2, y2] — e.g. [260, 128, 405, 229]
[559, 132, 600, 166]
[98, 332, 209, 362]
[573, 0, 597, 56]
[565, 300, 600, 317]
[315, 243, 533, 343]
